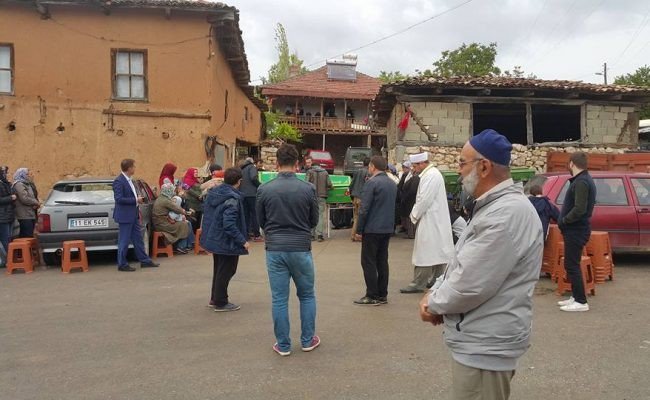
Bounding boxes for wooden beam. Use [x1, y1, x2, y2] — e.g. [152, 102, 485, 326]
[565, 92, 580, 99]
[477, 89, 491, 96]
[608, 94, 623, 100]
[102, 109, 211, 120]
[396, 94, 588, 106]
[522, 90, 535, 97]
[526, 103, 533, 145]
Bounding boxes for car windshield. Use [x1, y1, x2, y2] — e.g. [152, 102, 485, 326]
[46, 182, 115, 206]
[310, 151, 332, 160]
[348, 150, 371, 162]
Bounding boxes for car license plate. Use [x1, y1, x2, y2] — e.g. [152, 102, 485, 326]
[68, 217, 109, 229]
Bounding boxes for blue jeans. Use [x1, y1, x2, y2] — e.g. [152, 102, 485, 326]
[174, 221, 195, 250]
[266, 251, 316, 352]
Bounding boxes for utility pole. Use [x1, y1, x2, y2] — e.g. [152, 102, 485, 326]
[595, 62, 608, 85]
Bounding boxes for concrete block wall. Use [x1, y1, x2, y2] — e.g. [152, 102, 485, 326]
[398, 102, 471, 144]
[586, 104, 638, 145]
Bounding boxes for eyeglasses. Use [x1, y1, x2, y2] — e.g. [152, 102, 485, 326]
[458, 158, 484, 168]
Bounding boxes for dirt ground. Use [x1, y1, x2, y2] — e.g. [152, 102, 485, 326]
[1, 229, 649, 400]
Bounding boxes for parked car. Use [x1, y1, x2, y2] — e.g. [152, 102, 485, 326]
[37, 177, 156, 265]
[305, 149, 335, 174]
[542, 171, 650, 252]
[343, 146, 372, 176]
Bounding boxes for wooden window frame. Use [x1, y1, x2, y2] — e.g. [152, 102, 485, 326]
[111, 48, 148, 102]
[0, 43, 14, 95]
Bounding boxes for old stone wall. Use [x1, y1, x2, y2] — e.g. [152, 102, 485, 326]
[386, 102, 471, 144]
[390, 144, 626, 173]
[585, 104, 639, 144]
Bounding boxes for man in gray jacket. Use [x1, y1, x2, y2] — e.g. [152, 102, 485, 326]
[306, 162, 332, 242]
[420, 129, 543, 400]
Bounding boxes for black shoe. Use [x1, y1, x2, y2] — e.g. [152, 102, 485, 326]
[141, 261, 160, 268]
[317, 235, 324, 242]
[353, 296, 381, 306]
[118, 265, 136, 272]
[377, 296, 388, 304]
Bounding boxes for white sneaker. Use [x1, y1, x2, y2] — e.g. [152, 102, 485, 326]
[557, 297, 575, 307]
[560, 302, 589, 312]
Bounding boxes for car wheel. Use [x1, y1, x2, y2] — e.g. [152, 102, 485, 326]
[43, 252, 61, 266]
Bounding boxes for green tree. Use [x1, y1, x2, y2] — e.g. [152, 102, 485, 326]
[378, 70, 409, 83]
[264, 111, 302, 142]
[414, 42, 535, 79]
[430, 42, 501, 77]
[615, 65, 650, 119]
[263, 23, 307, 84]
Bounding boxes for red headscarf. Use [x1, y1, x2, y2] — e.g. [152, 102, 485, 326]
[182, 168, 199, 188]
[159, 163, 177, 187]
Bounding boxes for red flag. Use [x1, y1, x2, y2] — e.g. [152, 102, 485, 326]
[398, 110, 411, 131]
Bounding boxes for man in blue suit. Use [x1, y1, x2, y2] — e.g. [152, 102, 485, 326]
[113, 159, 159, 272]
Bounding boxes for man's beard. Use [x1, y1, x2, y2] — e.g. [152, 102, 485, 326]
[462, 166, 479, 196]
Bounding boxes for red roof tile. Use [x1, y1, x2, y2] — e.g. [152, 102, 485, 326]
[262, 66, 381, 100]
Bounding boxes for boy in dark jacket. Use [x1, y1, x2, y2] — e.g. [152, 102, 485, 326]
[528, 183, 560, 239]
[201, 168, 249, 312]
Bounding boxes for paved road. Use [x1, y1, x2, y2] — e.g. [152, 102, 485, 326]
[1, 230, 649, 400]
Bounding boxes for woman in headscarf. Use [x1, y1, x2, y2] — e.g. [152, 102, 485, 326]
[158, 163, 177, 188]
[0, 166, 16, 263]
[12, 167, 40, 238]
[182, 167, 203, 232]
[152, 182, 195, 254]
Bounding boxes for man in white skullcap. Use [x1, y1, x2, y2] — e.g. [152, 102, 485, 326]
[400, 152, 455, 294]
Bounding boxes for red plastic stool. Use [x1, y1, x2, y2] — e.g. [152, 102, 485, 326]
[194, 228, 208, 255]
[152, 231, 173, 259]
[13, 237, 40, 267]
[61, 240, 89, 273]
[556, 255, 596, 297]
[6, 241, 34, 274]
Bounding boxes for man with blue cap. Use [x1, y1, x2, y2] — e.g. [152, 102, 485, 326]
[419, 129, 543, 399]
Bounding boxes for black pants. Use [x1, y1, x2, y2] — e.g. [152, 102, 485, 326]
[18, 219, 35, 238]
[211, 254, 239, 307]
[243, 197, 260, 238]
[361, 233, 391, 299]
[191, 211, 202, 233]
[562, 229, 591, 304]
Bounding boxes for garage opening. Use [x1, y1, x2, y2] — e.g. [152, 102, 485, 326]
[532, 104, 581, 143]
[472, 103, 527, 145]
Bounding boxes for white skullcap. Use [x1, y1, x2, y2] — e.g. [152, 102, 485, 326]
[409, 152, 429, 163]
[403, 161, 412, 168]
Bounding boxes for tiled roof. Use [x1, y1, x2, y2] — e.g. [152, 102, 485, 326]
[33, 0, 235, 12]
[262, 66, 382, 100]
[384, 75, 650, 95]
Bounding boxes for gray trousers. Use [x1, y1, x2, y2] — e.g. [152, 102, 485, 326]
[314, 198, 327, 237]
[451, 359, 515, 400]
[409, 264, 446, 290]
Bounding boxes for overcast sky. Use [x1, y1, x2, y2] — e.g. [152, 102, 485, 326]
[234, 0, 650, 85]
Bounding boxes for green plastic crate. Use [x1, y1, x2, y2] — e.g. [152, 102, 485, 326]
[258, 172, 352, 204]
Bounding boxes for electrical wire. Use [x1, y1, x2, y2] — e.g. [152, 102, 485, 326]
[610, 3, 650, 67]
[512, 0, 550, 62]
[251, 0, 475, 83]
[49, 17, 210, 46]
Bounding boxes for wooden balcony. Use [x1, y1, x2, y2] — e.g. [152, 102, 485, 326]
[278, 115, 380, 134]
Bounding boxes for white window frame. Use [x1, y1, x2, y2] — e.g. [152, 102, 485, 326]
[0, 43, 14, 95]
[111, 49, 148, 101]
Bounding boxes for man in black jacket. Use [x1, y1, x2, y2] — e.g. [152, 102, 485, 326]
[558, 152, 597, 312]
[0, 166, 16, 267]
[353, 156, 397, 306]
[257, 144, 321, 356]
[239, 157, 262, 242]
